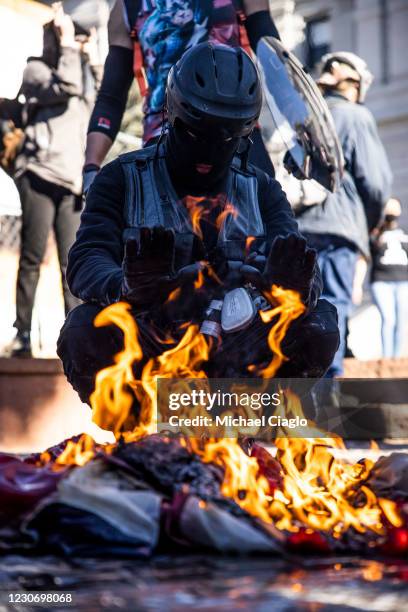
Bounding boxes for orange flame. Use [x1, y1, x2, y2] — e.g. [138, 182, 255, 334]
[216, 202, 238, 230]
[196, 438, 272, 523]
[184, 195, 220, 239]
[252, 285, 306, 377]
[194, 268, 206, 290]
[90, 302, 143, 436]
[245, 236, 256, 256]
[195, 390, 402, 534]
[54, 433, 97, 468]
[52, 289, 402, 538]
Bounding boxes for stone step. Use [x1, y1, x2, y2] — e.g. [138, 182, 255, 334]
[0, 356, 63, 374]
[0, 357, 102, 454]
[343, 357, 408, 378]
[1, 357, 408, 453]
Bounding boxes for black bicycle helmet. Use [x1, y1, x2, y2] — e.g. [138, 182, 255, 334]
[166, 42, 262, 139]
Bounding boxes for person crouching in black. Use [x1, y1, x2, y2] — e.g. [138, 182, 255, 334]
[58, 43, 340, 405]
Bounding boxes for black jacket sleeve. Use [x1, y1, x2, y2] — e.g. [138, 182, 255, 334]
[87, 45, 134, 141]
[256, 169, 322, 307]
[67, 159, 125, 305]
[349, 105, 392, 231]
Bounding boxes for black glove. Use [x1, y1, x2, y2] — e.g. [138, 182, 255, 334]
[241, 234, 318, 306]
[121, 226, 203, 309]
[82, 164, 100, 197]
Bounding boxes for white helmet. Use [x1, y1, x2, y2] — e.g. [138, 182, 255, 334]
[317, 51, 373, 103]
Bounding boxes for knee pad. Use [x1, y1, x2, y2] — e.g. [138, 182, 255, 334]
[57, 303, 124, 405]
[279, 299, 340, 378]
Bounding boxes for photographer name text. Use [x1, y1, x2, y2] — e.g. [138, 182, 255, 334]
[167, 414, 308, 429]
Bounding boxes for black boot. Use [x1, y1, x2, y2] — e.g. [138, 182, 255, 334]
[4, 331, 32, 358]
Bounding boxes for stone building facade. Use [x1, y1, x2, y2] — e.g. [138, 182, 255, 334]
[272, 0, 408, 225]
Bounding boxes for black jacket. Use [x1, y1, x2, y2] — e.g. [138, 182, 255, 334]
[297, 94, 392, 257]
[67, 153, 320, 308]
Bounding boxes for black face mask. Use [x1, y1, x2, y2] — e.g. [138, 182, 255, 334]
[385, 214, 399, 224]
[165, 121, 240, 196]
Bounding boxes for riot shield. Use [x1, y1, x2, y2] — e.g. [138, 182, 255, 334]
[256, 36, 344, 193]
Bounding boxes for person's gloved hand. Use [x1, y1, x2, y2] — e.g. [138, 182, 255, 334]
[82, 164, 100, 197]
[241, 234, 318, 306]
[121, 226, 204, 309]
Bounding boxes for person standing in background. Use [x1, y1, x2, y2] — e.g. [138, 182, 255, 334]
[4, 6, 99, 358]
[296, 52, 393, 377]
[82, 0, 281, 194]
[371, 198, 408, 358]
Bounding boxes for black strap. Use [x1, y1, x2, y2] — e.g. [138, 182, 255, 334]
[123, 0, 142, 32]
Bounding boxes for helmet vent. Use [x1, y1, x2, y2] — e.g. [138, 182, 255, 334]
[237, 50, 244, 82]
[195, 71, 205, 88]
[181, 101, 201, 119]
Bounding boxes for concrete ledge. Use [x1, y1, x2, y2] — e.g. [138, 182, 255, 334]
[0, 356, 91, 453]
[0, 357, 64, 375]
[2, 356, 408, 452]
[343, 357, 408, 378]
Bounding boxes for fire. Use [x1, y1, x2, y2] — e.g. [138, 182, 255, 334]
[245, 236, 256, 256]
[271, 434, 387, 534]
[89, 302, 144, 436]
[196, 437, 272, 523]
[184, 195, 206, 239]
[194, 268, 206, 289]
[135, 323, 210, 440]
[362, 561, 383, 582]
[183, 196, 239, 256]
[51, 283, 402, 540]
[184, 195, 220, 239]
[193, 390, 402, 535]
[253, 285, 306, 377]
[54, 433, 97, 468]
[215, 201, 238, 229]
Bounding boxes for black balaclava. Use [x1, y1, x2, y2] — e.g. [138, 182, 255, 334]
[165, 119, 241, 197]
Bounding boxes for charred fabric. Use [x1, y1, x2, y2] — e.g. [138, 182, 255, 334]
[1, 435, 408, 558]
[1, 300, 408, 559]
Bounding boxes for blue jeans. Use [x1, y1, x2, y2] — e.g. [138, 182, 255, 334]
[303, 235, 358, 377]
[371, 281, 408, 358]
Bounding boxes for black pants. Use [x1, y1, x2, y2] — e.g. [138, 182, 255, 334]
[14, 171, 81, 333]
[57, 299, 339, 406]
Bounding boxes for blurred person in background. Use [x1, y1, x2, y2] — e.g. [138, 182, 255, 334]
[0, 118, 24, 176]
[0, 119, 22, 220]
[342, 255, 368, 359]
[83, 0, 280, 194]
[4, 5, 99, 358]
[296, 52, 393, 377]
[371, 197, 408, 358]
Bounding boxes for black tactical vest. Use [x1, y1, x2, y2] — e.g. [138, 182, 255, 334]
[119, 144, 266, 269]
